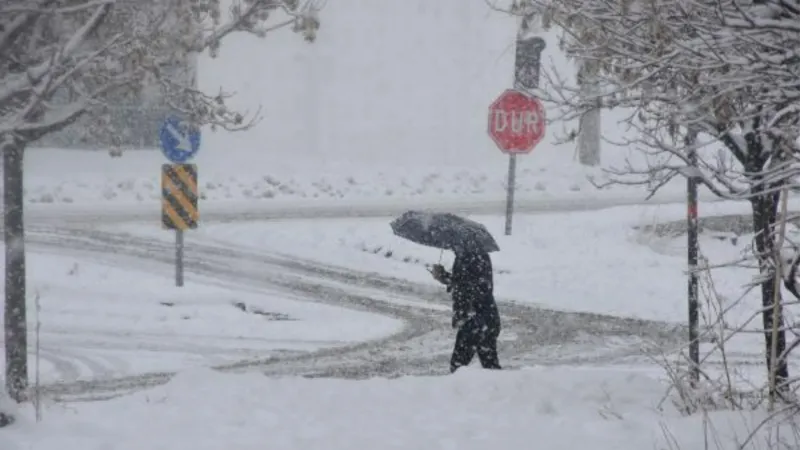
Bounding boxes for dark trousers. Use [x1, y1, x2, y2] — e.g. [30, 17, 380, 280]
[450, 317, 502, 372]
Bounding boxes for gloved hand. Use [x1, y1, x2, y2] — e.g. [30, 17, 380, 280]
[431, 264, 448, 284]
[452, 314, 467, 329]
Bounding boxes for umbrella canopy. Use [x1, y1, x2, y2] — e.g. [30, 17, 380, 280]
[390, 210, 500, 253]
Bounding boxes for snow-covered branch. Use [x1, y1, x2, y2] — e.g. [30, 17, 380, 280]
[497, 0, 800, 394]
[0, 0, 318, 145]
[514, 0, 800, 201]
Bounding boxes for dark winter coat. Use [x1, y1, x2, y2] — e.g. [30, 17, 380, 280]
[445, 250, 501, 331]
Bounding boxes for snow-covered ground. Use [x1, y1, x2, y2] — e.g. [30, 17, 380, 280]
[0, 251, 400, 385]
[105, 200, 793, 365]
[2, 366, 774, 450]
[124, 201, 772, 324]
[4, 202, 791, 448]
[1, 0, 780, 447]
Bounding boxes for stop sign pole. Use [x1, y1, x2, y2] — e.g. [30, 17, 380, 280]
[488, 36, 546, 235]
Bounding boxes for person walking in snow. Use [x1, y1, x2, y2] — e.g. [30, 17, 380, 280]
[431, 247, 502, 372]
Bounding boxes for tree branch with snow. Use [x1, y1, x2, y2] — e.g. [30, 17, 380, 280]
[0, 0, 319, 145]
[0, 0, 322, 419]
[496, 0, 800, 401]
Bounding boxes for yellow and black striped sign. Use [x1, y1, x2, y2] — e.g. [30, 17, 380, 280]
[161, 164, 198, 230]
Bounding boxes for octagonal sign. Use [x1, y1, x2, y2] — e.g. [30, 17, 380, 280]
[487, 89, 546, 154]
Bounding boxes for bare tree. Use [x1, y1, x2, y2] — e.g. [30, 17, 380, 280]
[497, 0, 800, 399]
[0, 0, 319, 417]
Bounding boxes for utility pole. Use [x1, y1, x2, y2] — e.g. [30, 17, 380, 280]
[686, 128, 700, 384]
[3, 135, 28, 403]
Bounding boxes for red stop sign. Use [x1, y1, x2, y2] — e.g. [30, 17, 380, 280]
[487, 89, 546, 154]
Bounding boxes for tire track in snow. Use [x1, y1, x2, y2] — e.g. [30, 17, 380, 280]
[26, 226, 689, 401]
[28, 226, 441, 401]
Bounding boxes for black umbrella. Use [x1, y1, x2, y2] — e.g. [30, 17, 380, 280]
[390, 210, 500, 253]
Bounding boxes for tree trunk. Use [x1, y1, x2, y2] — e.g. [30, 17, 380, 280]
[3, 136, 27, 403]
[576, 60, 601, 167]
[577, 78, 601, 166]
[750, 190, 789, 395]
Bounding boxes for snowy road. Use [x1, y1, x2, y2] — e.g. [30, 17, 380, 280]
[24, 224, 687, 402]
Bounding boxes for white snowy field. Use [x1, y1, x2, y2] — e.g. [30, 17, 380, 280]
[0, 251, 401, 385]
[2, 365, 777, 450]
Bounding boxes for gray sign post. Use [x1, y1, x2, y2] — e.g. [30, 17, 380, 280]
[504, 36, 546, 236]
[159, 116, 201, 288]
[504, 153, 518, 236]
[176, 230, 185, 287]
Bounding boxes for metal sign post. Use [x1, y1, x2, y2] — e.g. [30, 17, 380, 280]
[503, 36, 546, 236]
[159, 115, 201, 287]
[686, 129, 700, 384]
[176, 229, 185, 287]
[490, 88, 546, 236]
[487, 35, 547, 236]
[504, 155, 517, 236]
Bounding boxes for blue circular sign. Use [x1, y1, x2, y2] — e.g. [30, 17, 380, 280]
[159, 115, 201, 163]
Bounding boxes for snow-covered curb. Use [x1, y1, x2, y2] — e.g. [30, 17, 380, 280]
[15, 145, 688, 206]
[18, 168, 638, 205]
[15, 190, 731, 226]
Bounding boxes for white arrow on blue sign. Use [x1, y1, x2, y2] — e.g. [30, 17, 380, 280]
[159, 115, 201, 163]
